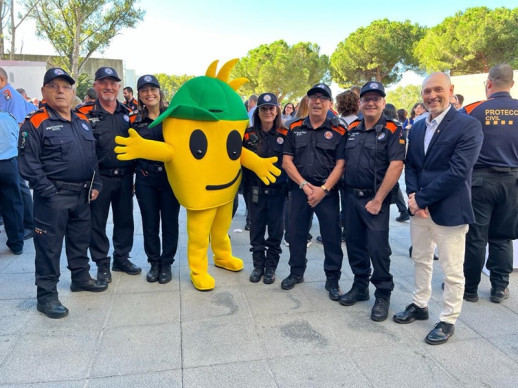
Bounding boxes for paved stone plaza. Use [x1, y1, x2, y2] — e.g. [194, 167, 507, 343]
[1, 186, 517, 387]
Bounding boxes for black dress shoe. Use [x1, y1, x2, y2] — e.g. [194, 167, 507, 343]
[249, 268, 264, 283]
[23, 229, 35, 240]
[10, 248, 23, 255]
[97, 264, 112, 283]
[393, 303, 429, 324]
[396, 211, 410, 222]
[463, 291, 479, 302]
[263, 268, 276, 284]
[281, 274, 303, 290]
[37, 300, 69, 319]
[490, 287, 510, 303]
[146, 262, 160, 283]
[244, 221, 251, 231]
[339, 286, 369, 306]
[425, 321, 455, 345]
[371, 296, 390, 322]
[158, 264, 172, 284]
[112, 258, 142, 275]
[70, 278, 108, 292]
[325, 276, 342, 301]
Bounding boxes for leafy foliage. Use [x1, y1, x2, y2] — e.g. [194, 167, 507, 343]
[330, 19, 426, 88]
[386, 84, 422, 113]
[154, 73, 195, 102]
[231, 40, 329, 104]
[415, 7, 518, 75]
[26, 0, 144, 79]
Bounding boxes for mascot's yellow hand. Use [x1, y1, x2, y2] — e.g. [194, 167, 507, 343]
[241, 148, 280, 185]
[114, 128, 145, 161]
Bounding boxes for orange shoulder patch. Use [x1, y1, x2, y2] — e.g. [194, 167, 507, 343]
[28, 108, 50, 129]
[76, 104, 94, 115]
[385, 121, 398, 133]
[331, 125, 345, 136]
[347, 121, 361, 131]
[463, 100, 486, 115]
[277, 128, 288, 136]
[243, 133, 250, 141]
[289, 119, 304, 129]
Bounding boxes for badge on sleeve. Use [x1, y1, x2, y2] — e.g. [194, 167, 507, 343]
[123, 114, 129, 122]
[277, 137, 284, 144]
[81, 123, 90, 131]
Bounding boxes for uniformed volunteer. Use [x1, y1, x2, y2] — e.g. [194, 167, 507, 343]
[133, 75, 180, 284]
[76, 67, 141, 283]
[463, 63, 518, 304]
[18, 68, 106, 319]
[338, 81, 405, 322]
[281, 84, 346, 300]
[123, 86, 138, 112]
[243, 92, 287, 284]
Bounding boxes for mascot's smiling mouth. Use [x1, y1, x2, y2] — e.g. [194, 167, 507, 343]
[206, 169, 241, 191]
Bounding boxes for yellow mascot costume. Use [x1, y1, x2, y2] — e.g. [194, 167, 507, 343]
[115, 59, 280, 291]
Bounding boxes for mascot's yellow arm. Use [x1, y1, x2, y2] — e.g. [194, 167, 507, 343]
[240, 148, 281, 185]
[115, 128, 174, 162]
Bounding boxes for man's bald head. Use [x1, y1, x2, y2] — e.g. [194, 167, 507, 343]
[421, 72, 454, 118]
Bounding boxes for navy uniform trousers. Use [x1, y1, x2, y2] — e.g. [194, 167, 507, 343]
[34, 188, 91, 303]
[288, 187, 342, 277]
[344, 191, 394, 297]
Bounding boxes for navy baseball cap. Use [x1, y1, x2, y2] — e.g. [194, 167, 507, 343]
[137, 74, 160, 90]
[360, 81, 386, 97]
[307, 83, 332, 99]
[43, 68, 75, 86]
[95, 67, 121, 81]
[257, 92, 278, 107]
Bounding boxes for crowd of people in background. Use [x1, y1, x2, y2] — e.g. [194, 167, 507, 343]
[0, 63, 517, 347]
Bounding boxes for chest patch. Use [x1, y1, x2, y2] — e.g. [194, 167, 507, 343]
[324, 131, 333, 139]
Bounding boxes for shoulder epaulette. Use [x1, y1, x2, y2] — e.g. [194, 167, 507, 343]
[331, 124, 345, 136]
[75, 112, 90, 122]
[75, 102, 94, 115]
[463, 100, 486, 115]
[277, 127, 288, 136]
[384, 121, 398, 134]
[289, 119, 304, 130]
[347, 120, 361, 131]
[28, 107, 50, 129]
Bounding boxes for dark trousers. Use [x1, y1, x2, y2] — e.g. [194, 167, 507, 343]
[135, 170, 180, 265]
[89, 174, 134, 266]
[395, 187, 407, 213]
[34, 189, 91, 303]
[0, 158, 24, 252]
[464, 171, 518, 292]
[288, 188, 342, 277]
[20, 178, 34, 230]
[247, 189, 284, 270]
[283, 190, 312, 243]
[344, 192, 394, 297]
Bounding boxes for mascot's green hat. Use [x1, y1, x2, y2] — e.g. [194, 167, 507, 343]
[149, 59, 248, 128]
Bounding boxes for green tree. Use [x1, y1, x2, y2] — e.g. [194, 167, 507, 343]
[330, 19, 426, 88]
[415, 7, 518, 75]
[154, 73, 195, 102]
[386, 84, 422, 113]
[25, 0, 144, 80]
[231, 40, 329, 104]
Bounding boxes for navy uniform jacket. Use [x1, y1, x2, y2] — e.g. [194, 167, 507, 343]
[340, 116, 405, 190]
[242, 125, 287, 189]
[405, 107, 483, 226]
[283, 116, 346, 185]
[462, 91, 518, 168]
[75, 100, 135, 173]
[18, 105, 102, 198]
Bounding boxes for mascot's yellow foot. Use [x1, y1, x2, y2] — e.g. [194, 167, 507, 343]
[213, 256, 244, 272]
[190, 272, 215, 291]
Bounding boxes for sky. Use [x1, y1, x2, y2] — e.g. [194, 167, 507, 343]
[14, 0, 518, 82]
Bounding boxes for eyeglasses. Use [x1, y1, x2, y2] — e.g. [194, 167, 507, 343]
[308, 94, 330, 102]
[259, 106, 276, 112]
[45, 83, 73, 91]
[360, 96, 383, 103]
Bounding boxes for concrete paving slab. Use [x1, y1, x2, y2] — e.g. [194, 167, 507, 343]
[90, 324, 181, 378]
[271, 352, 371, 387]
[183, 360, 276, 388]
[0, 331, 99, 385]
[87, 370, 182, 387]
[0, 272, 37, 300]
[181, 315, 265, 368]
[0, 299, 34, 335]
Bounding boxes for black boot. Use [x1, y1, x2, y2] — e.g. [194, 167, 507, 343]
[146, 262, 160, 283]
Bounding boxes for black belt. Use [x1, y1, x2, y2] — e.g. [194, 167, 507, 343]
[100, 167, 132, 177]
[261, 187, 283, 195]
[138, 163, 165, 173]
[474, 166, 518, 174]
[52, 180, 90, 192]
[345, 187, 374, 198]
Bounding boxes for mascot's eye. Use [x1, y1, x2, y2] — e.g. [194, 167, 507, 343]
[227, 130, 242, 160]
[189, 129, 208, 160]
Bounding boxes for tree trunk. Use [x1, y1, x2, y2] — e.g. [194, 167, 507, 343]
[0, 1, 5, 56]
[71, 7, 80, 80]
[9, 0, 13, 59]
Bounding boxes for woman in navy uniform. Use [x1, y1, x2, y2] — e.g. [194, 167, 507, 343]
[242, 93, 287, 284]
[133, 75, 180, 284]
